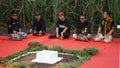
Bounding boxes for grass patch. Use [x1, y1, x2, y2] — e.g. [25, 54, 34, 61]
[6, 61, 29, 68]
[2, 41, 98, 68]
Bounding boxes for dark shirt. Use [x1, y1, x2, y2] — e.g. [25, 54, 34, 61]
[100, 18, 115, 36]
[56, 19, 70, 34]
[7, 18, 21, 34]
[76, 20, 91, 35]
[32, 19, 46, 32]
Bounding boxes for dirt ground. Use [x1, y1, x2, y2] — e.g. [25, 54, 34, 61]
[14, 53, 78, 68]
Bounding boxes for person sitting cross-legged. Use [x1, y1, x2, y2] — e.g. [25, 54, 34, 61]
[7, 11, 27, 40]
[49, 12, 70, 39]
[73, 15, 91, 41]
[94, 10, 115, 43]
[32, 12, 46, 36]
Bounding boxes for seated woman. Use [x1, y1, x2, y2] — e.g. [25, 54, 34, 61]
[32, 12, 46, 36]
[7, 11, 27, 40]
[73, 15, 91, 41]
[49, 12, 70, 39]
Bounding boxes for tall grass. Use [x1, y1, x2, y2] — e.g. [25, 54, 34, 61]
[0, 0, 119, 37]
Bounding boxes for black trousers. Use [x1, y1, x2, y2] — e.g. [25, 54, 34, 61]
[32, 31, 46, 36]
[49, 32, 70, 39]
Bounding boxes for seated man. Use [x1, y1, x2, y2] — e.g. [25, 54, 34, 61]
[94, 10, 115, 43]
[73, 15, 91, 41]
[49, 12, 70, 39]
[7, 11, 27, 40]
[32, 12, 46, 36]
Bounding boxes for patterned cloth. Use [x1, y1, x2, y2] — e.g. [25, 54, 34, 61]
[100, 18, 115, 36]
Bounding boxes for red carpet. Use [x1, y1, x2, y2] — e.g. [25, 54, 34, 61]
[0, 34, 119, 68]
[0, 66, 16, 68]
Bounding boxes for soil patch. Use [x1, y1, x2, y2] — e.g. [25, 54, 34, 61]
[14, 53, 78, 68]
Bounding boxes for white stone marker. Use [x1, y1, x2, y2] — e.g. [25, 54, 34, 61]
[117, 25, 120, 29]
[32, 50, 63, 64]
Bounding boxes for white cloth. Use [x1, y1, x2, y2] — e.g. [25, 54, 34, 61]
[73, 33, 91, 41]
[10, 32, 27, 40]
[21, 32, 27, 38]
[94, 33, 113, 43]
[10, 34, 21, 40]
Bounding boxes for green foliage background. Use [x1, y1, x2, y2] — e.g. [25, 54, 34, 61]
[0, 0, 120, 37]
